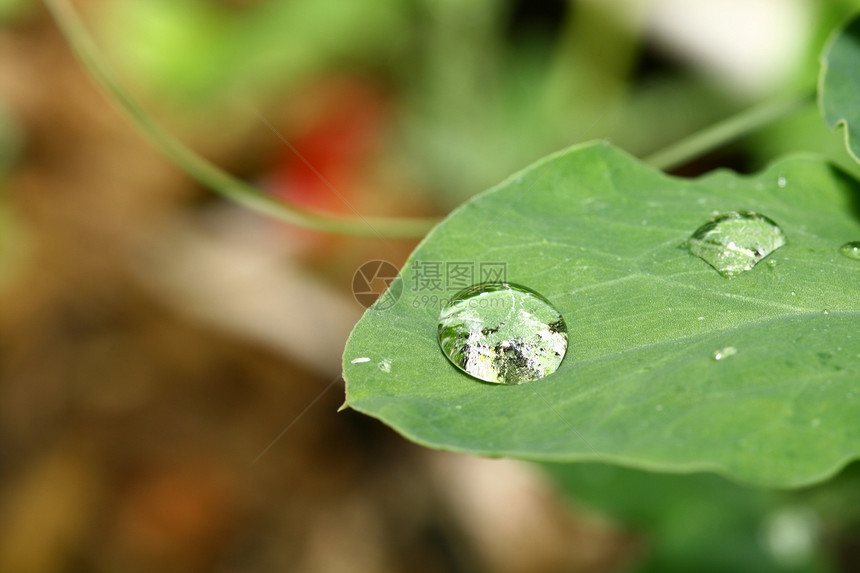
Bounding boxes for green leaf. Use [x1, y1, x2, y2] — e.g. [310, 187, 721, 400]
[342, 142, 860, 488]
[820, 12, 860, 166]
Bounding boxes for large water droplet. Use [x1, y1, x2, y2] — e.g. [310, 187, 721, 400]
[838, 241, 860, 260]
[437, 283, 567, 384]
[686, 211, 786, 277]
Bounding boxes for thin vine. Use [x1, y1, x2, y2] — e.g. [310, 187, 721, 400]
[643, 92, 815, 171]
[43, 0, 440, 239]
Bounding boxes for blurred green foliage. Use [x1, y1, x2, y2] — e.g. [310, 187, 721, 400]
[546, 461, 860, 573]
[0, 101, 21, 173]
[0, 0, 35, 22]
[0, 100, 24, 289]
[101, 0, 410, 103]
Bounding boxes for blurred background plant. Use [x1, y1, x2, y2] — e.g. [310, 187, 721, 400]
[0, 0, 858, 572]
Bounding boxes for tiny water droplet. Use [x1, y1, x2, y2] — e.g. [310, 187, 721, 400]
[686, 211, 786, 277]
[767, 259, 777, 268]
[791, 291, 796, 296]
[811, 418, 821, 428]
[351, 357, 370, 364]
[655, 404, 664, 411]
[777, 175, 787, 188]
[838, 241, 860, 260]
[437, 283, 567, 384]
[822, 309, 829, 315]
[712, 346, 737, 361]
[378, 359, 392, 373]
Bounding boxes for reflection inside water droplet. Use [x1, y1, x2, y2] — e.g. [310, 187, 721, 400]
[839, 241, 860, 260]
[686, 211, 786, 277]
[712, 346, 737, 361]
[437, 283, 567, 384]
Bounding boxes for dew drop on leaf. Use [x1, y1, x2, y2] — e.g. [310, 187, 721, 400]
[838, 241, 860, 260]
[437, 283, 567, 384]
[686, 211, 786, 277]
[712, 346, 738, 361]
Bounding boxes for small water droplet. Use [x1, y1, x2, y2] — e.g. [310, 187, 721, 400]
[655, 404, 664, 411]
[811, 418, 821, 428]
[767, 259, 777, 268]
[697, 316, 705, 321]
[822, 309, 829, 315]
[791, 291, 796, 296]
[351, 357, 371, 364]
[712, 346, 738, 361]
[777, 175, 787, 188]
[437, 283, 567, 384]
[378, 359, 392, 373]
[686, 211, 786, 277]
[838, 241, 860, 260]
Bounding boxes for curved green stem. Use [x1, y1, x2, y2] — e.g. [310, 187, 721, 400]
[43, 0, 439, 238]
[643, 91, 816, 172]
